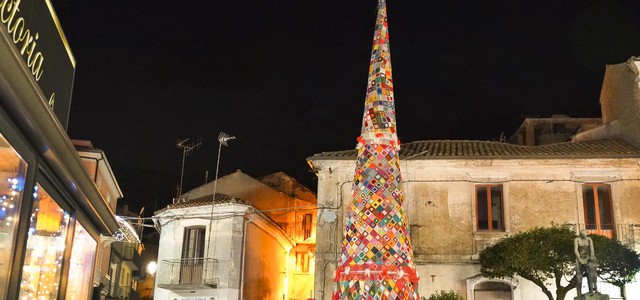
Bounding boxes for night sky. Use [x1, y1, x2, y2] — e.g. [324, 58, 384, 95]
[50, 1, 640, 216]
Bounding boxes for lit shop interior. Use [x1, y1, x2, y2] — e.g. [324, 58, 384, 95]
[0, 1, 119, 299]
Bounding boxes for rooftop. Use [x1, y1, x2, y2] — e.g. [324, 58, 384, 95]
[155, 193, 251, 214]
[308, 138, 640, 160]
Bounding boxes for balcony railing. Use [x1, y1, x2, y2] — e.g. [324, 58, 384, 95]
[157, 258, 219, 290]
[107, 284, 131, 299]
[470, 223, 640, 256]
[575, 223, 640, 250]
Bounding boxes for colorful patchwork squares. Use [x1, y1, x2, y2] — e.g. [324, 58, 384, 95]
[334, 0, 419, 299]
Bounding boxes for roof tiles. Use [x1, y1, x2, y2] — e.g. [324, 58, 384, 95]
[309, 139, 640, 160]
[155, 193, 251, 214]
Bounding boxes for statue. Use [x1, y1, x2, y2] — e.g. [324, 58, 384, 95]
[574, 229, 598, 295]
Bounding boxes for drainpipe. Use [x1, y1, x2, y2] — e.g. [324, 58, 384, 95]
[239, 211, 255, 299]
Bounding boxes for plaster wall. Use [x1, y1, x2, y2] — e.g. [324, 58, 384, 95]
[184, 171, 298, 233]
[154, 204, 248, 300]
[243, 221, 289, 300]
[312, 157, 640, 299]
[598, 60, 640, 148]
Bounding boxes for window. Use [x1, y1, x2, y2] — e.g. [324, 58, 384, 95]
[66, 221, 97, 300]
[583, 183, 614, 238]
[474, 281, 512, 299]
[0, 132, 28, 300]
[20, 184, 71, 300]
[302, 213, 312, 240]
[476, 185, 504, 231]
[180, 227, 206, 283]
[182, 226, 205, 259]
[295, 252, 310, 273]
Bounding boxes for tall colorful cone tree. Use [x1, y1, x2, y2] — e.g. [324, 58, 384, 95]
[333, 0, 419, 299]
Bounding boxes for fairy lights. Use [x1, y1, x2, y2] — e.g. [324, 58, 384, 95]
[19, 184, 70, 300]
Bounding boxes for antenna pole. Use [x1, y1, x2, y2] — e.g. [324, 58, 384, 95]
[178, 146, 187, 197]
[176, 138, 202, 200]
[205, 132, 235, 262]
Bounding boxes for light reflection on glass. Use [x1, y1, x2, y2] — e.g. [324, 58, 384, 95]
[19, 184, 70, 300]
[66, 221, 97, 300]
[0, 132, 27, 300]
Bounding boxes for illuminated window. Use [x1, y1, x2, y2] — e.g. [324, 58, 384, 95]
[66, 221, 97, 300]
[295, 252, 310, 273]
[476, 185, 504, 231]
[583, 183, 615, 238]
[20, 184, 71, 300]
[0, 132, 28, 300]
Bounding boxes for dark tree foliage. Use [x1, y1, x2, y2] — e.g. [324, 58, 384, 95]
[590, 234, 640, 287]
[478, 225, 640, 300]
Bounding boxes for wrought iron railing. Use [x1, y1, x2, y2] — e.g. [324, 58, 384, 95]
[574, 223, 640, 250]
[107, 284, 131, 299]
[157, 258, 219, 287]
[469, 223, 640, 256]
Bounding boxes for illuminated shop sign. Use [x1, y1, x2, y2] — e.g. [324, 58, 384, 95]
[0, 0, 75, 129]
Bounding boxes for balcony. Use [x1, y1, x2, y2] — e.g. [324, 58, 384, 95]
[106, 284, 132, 300]
[112, 242, 142, 271]
[576, 223, 640, 249]
[156, 258, 219, 290]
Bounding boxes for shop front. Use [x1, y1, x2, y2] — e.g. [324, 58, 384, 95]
[0, 1, 119, 299]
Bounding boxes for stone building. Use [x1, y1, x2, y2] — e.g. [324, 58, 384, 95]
[308, 138, 640, 299]
[308, 56, 640, 300]
[574, 57, 640, 148]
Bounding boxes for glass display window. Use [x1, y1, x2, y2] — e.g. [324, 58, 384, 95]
[19, 184, 70, 300]
[0, 132, 28, 300]
[66, 221, 97, 300]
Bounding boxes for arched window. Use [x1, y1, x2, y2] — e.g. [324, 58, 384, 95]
[474, 281, 512, 300]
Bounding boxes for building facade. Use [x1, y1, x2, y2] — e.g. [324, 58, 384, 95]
[0, 1, 121, 299]
[74, 140, 146, 300]
[308, 57, 640, 300]
[308, 138, 640, 299]
[153, 171, 317, 300]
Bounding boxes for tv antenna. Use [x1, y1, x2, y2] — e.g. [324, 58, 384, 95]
[206, 132, 236, 266]
[176, 138, 202, 198]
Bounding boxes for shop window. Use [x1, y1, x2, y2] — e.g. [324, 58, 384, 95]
[20, 184, 71, 299]
[295, 252, 310, 273]
[476, 185, 504, 231]
[583, 183, 615, 238]
[65, 221, 97, 300]
[0, 133, 28, 300]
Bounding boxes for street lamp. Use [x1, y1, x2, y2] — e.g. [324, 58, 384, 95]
[147, 261, 157, 275]
[147, 261, 157, 299]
